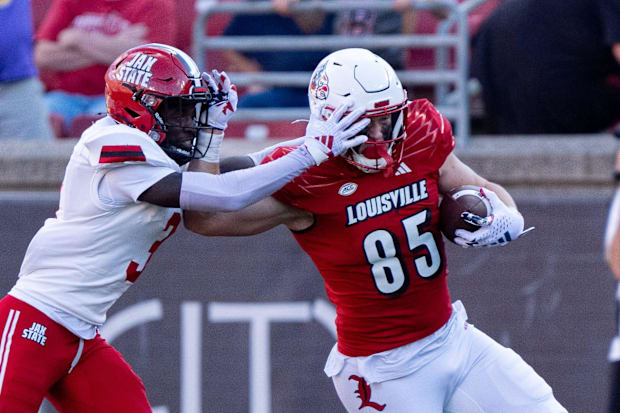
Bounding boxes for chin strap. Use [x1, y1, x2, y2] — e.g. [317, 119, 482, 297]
[381, 159, 397, 177]
[348, 143, 393, 174]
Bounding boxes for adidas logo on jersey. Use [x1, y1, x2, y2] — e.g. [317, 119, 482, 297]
[22, 322, 47, 346]
[395, 162, 412, 176]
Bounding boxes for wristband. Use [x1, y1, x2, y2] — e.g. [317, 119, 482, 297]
[197, 129, 224, 163]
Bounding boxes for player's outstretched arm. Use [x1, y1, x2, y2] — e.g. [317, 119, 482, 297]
[246, 137, 306, 167]
[220, 156, 256, 172]
[210, 138, 307, 174]
[184, 196, 312, 236]
[181, 150, 312, 235]
[139, 146, 314, 211]
[141, 103, 368, 212]
[181, 103, 367, 212]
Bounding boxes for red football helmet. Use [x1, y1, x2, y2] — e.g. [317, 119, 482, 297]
[105, 43, 212, 164]
[308, 48, 408, 176]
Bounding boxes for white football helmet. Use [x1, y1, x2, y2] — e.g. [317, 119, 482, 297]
[308, 48, 408, 174]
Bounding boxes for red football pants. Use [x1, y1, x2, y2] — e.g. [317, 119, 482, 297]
[0, 295, 151, 413]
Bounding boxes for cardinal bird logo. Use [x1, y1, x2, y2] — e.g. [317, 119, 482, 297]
[349, 375, 386, 411]
[310, 61, 329, 100]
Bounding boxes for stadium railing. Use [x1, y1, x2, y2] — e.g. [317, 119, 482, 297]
[193, 0, 491, 146]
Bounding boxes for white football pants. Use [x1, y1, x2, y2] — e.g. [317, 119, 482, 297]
[330, 303, 567, 413]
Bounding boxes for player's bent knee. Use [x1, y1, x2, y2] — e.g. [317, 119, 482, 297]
[491, 348, 553, 401]
[450, 343, 567, 412]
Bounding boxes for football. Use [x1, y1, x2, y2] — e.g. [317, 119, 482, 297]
[439, 185, 491, 243]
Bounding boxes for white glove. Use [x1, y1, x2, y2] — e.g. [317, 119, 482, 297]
[247, 137, 306, 166]
[200, 69, 238, 130]
[194, 70, 238, 162]
[302, 103, 370, 165]
[454, 188, 534, 247]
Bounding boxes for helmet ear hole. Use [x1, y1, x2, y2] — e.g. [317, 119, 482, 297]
[124, 107, 140, 118]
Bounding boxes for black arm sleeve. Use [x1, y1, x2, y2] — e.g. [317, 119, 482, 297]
[220, 155, 255, 173]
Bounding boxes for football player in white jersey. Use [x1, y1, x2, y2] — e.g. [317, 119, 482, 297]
[0, 43, 370, 412]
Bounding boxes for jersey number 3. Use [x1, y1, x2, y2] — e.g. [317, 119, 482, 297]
[126, 212, 182, 283]
[363, 209, 442, 296]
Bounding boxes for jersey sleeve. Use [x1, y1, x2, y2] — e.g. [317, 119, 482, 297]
[261, 146, 307, 208]
[405, 99, 456, 171]
[98, 164, 176, 204]
[81, 126, 179, 204]
[81, 126, 178, 170]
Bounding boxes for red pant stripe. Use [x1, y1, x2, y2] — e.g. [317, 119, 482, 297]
[0, 309, 20, 395]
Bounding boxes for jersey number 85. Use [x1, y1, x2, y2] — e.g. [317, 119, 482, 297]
[363, 209, 442, 296]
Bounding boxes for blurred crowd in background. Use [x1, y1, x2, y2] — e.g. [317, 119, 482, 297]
[1, 0, 619, 140]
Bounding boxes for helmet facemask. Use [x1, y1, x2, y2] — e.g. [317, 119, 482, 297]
[346, 104, 407, 176]
[134, 86, 212, 165]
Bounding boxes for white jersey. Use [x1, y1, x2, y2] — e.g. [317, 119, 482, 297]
[10, 117, 181, 338]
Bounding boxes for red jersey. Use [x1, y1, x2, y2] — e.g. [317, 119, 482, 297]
[268, 99, 456, 356]
[36, 0, 176, 95]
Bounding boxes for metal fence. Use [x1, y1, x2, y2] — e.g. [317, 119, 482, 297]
[192, 0, 491, 146]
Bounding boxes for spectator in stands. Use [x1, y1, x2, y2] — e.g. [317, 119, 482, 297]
[34, 0, 177, 131]
[0, 0, 53, 140]
[222, 0, 334, 108]
[270, 0, 416, 70]
[393, 0, 450, 21]
[471, 0, 620, 134]
[333, 2, 415, 71]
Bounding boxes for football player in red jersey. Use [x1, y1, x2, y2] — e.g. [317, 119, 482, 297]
[185, 48, 567, 412]
[0, 43, 369, 412]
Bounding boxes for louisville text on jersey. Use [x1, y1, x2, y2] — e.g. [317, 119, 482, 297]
[346, 179, 428, 226]
[114, 52, 158, 88]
